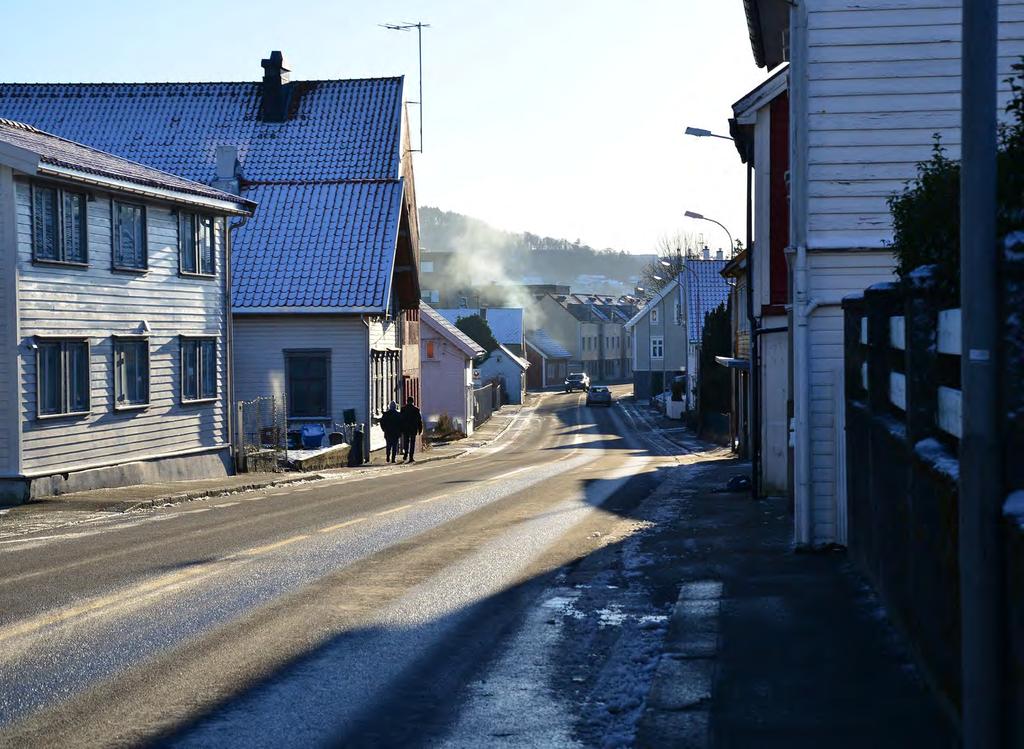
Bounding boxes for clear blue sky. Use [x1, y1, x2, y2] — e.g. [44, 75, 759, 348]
[1, 0, 766, 253]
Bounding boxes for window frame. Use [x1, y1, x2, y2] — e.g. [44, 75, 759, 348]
[284, 349, 332, 420]
[179, 336, 218, 404]
[651, 336, 665, 360]
[178, 211, 217, 278]
[111, 200, 148, 272]
[30, 182, 89, 267]
[112, 335, 151, 411]
[34, 336, 91, 419]
[650, 307, 660, 325]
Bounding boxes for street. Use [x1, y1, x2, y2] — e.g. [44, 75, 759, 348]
[0, 387, 692, 747]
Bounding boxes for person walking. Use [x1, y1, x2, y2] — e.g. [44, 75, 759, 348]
[380, 401, 402, 463]
[400, 396, 423, 463]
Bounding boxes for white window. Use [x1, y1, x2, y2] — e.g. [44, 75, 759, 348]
[113, 201, 147, 270]
[651, 307, 660, 325]
[179, 213, 215, 276]
[181, 337, 217, 402]
[36, 338, 90, 417]
[32, 184, 87, 265]
[651, 336, 664, 359]
[421, 261, 434, 273]
[113, 336, 150, 408]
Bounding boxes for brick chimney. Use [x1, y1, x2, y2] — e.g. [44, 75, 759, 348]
[260, 51, 292, 122]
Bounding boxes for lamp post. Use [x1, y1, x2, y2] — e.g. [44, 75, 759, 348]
[684, 126, 735, 142]
[683, 210, 735, 255]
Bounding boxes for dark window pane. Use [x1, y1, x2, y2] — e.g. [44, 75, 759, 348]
[200, 340, 217, 399]
[116, 339, 149, 405]
[182, 340, 198, 400]
[197, 216, 214, 275]
[179, 213, 197, 274]
[67, 342, 90, 412]
[115, 203, 145, 269]
[63, 192, 86, 263]
[33, 186, 58, 260]
[287, 354, 329, 417]
[38, 342, 61, 415]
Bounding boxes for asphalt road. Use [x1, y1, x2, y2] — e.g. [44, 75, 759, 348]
[0, 386, 678, 748]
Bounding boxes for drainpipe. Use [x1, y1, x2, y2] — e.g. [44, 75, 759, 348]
[745, 147, 759, 498]
[361, 314, 371, 463]
[225, 214, 248, 471]
[793, 244, 812, 546]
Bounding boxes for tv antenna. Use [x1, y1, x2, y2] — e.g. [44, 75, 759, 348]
[380, 21, 430, 153]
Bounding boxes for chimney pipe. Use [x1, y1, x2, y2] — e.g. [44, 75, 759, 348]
[260, 51, 292, 123]
[212, 145, 242, 194]
[703, 247, 711, 260]
[716, 249, 724, 260]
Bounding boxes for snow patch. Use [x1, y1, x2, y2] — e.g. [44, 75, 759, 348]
[914, 438, 960, 481]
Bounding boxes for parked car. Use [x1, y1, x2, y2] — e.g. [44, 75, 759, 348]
[586, 385, 613, 407]
[565, 372, 591, 392]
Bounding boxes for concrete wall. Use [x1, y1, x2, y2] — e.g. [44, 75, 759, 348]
[13, 177, 231, 479]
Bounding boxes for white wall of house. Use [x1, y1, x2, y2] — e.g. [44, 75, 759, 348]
[478, 351, 527, 405]
[233, 315, 374, 448]
[420, 329, 475, 436]
[13, 178, 231, 480]
[0, 167, 18, 477]
[760, 322, 790, 494]
[788, 1, 1024, 543]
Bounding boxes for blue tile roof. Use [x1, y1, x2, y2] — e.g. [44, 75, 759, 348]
[685, 259, 731, 341]
[0, 77, 406, 311]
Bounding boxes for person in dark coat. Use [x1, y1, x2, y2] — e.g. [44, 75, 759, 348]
[379, 401, 402, 463]
[400, 396, 424, 463]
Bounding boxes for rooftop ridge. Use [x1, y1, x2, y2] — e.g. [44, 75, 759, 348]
[0, 75, 403, 88]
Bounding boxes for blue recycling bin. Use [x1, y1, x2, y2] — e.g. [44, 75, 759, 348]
[300, 423, 326, 450]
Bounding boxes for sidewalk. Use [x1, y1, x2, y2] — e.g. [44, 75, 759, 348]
[633, 453, 956, 746]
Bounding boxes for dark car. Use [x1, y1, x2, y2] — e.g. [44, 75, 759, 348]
[565, 372, 591, 392]
[586, 385, 612, 407]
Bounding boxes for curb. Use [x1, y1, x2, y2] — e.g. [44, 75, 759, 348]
[42, 474, 327, 514]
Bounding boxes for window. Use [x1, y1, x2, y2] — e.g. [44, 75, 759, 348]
[113, 337, 149, 408]
[179, 213, 215, 276]
[181, 337, 217, 402]
[650, 307, 660, 325]
[421, 261, 434, 273]
[286, 351, 330, 418]
[36, 338, 90, 417]
[113, 201, 147, 270]
[673, 301, 681, 324]
[32, 184, 87, 264]
[651, 336, 664, 359]
[425, 339, 436, 360]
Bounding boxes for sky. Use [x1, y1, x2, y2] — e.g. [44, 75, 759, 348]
[0, 1, 767, 254]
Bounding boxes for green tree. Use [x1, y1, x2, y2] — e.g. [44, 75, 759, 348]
[698, 302, 732, 418]
[455, 314, 499, 355]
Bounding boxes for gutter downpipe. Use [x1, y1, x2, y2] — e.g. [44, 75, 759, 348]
[225, 214, 248, 472]
[361, 314, 372, 463]
[791, 1, 813, 547]
[745, 145, 759, 498]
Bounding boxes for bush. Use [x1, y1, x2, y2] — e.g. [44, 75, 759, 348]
[887, 58, 1024, 302]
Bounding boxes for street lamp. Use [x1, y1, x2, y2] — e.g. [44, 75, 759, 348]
[684, 210, 734, 253]
[684, 126, 735, 142]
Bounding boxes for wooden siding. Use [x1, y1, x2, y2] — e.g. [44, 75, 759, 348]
[14, 179, 229, 476]
[0, 168, 18, 475]
[807, 249, 897, 539]
[629, 293, 687, 374]
[805, 0, 1024, 249]
[232, 314, 373, 447]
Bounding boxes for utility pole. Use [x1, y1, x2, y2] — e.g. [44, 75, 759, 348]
[381, 21, 429, 153]
[959, 1, 1004, 747]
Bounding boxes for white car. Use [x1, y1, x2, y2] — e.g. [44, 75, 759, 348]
[564, 372, 591, 392]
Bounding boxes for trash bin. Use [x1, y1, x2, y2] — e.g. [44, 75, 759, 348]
[347, 427, 364, 466]
[300, 423, 326, 450]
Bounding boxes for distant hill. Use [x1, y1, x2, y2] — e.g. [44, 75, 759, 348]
[418, 206, 654, 297]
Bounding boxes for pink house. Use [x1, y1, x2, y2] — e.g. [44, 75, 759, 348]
[420, 304, 485, 435]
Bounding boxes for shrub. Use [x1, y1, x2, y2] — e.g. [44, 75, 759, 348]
[887, 58, 1024, 302]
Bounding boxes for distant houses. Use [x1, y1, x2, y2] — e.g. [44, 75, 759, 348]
[536, 293, 636, 382]
[0, 119, 254, 501]
[525, 329, 572, 389]
[0, 52, 424, 463]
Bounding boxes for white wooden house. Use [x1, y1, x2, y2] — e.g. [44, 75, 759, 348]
[741, 0, 1024, 546]
[0, 119, 253, 501]
[477, 345, 529, 405]
[0, 52, 423, 457]
[420, 303, 484, 435]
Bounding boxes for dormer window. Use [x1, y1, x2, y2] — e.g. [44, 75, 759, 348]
[179, 212, 215, 276]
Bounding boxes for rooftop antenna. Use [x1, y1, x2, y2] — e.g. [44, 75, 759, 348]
[380, 21, 430, 153]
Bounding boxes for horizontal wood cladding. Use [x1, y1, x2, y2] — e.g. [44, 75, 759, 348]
[805, 0, 1024, 249]
[13, 180, 229, 475]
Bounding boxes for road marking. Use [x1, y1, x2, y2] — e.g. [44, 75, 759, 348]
[376, 503, 413, 516]
[213, 501, 239, 508]
[318, 518, 366, 533]
[418, 495, 443, 503]
[241, 534, 310, 556]
[489, 465, 534, 482]
[178, 507, 212, 515]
